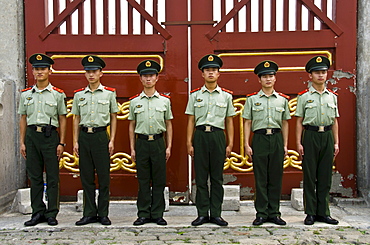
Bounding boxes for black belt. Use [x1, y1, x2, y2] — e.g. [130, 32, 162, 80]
[137, 133, 163, 141]
[196, 125, 223, 132]
[27, 125, 57, 132]
[304, 125, 332, 132]
[254, 128, 281, 135]
[81, 126, 107, 133]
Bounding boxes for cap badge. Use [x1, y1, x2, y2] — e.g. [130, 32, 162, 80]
[36, 55, 42, 61]
[145, 61, 151, 67]
[208, 55, 214, 62]
[316, 57, 322, 63]
[88, 56, 94, 62]
[264, 62, 270, 68]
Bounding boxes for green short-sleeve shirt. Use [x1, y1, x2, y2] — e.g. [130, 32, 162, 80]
[242, 90, 291, 131]
[185, 85, 236, 129]
[18, 83, 67, 127]
[295, 86, 339, 126]
[71, 84, 119, 127]
[128, 91, 173, 135]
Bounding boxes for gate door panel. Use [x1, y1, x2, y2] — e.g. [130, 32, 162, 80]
[190, 0, 356, 197]
[25, 0, 189, 200]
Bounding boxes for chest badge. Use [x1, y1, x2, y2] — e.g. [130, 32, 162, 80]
[136, 104, 142, 108]
[307, 100, 314, 103]
[254, 102, 261, 106]
[196, 98, 203, 102]
[26, 97, 33, 100]
[79, 98, 85, 101]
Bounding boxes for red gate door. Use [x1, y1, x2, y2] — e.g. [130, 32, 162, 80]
[190, 0, 357, 198]
[25, 0, 190, 200]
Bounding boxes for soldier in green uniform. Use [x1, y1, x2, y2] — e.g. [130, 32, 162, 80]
[242, 61, 291, 226]
[19, 53, 67, 226]
[129, 60, 173, 226]
[72, 55, 118, 226]
[186, 54, 235, 226]
[296, 56, 339, 225]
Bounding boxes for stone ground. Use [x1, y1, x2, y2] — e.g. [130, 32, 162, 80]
[0, 200, 369, 244]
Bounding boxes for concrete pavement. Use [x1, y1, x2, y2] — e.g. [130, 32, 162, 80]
[0, 199, 370, 244]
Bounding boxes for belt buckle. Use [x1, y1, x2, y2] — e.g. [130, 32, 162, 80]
[148, 135, 154, 141]
[36, 126, 43, 133]
[205, 125, 212, 132]
[266, 128, 273, 135]
[318, 126, 325, 132]
[87, 127, 94, 133]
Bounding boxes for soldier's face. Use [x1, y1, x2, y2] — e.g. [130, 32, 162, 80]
[85, 69, 103, 84]
[259, 74, 276, 88]
[202, 67, 220, 83]
[32, 67, 51, 82]
[309, 70, 327, 85]
[140, 74, 158, 88]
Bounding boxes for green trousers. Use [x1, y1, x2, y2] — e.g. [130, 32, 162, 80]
[135, 137, 166, 219]
[252, 133, 284, 219]
[193, 129, 226, 218]
[78, 130, 110, 217]
[302, 129, 334, 216]
[25, 128, 60, 218]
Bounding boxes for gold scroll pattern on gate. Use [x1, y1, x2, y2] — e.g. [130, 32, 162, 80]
[59, 97, 301, 173]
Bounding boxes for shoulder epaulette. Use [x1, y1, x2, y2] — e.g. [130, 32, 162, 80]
[327, 89, 338, 96]
[247, 92, 258, 97]
[21, 87, 32, 92]
[221, 88, 233, 94]
[298, 89, 309, 96]
[190, 87, 201, 93]
[52, 86, 64, 93]
[129, 94, 140, 100]
[74, 88, 85, 93]
[160, 93, 171, 99]
[277, 92, 290, 100]
[104, 86, 116, 92]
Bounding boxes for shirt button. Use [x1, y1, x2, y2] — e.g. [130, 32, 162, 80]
[91, 111, 94, 113]
[207, 121, 209, 123]
[321, 122, 324, 124]
[322, 113, 324, 115]
[150, 126, 153, 128]
[92, 102, 94, 104]
[39, 101, 41, 103]
[208, 112, 210, 114]
[91, 120, 94, 122]
[38, 111, 40, 113]
[149, 108, 152, 110]
[149, 117, 152, 119]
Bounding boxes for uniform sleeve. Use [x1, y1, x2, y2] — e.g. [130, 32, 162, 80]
[71, 94, 80, 115]
[242, 96, 252, 120]
[127, 99, 135, 121]
[282, 98, 291, 120]
[57, 92, 67, 115]
[334, 95, 339, 117]
[185, 93, 195, 115]
[225, 94, 236, 117]
[294, 95, 304, 117]
[165, 99, 174, 120]
[109, 91, 119, 113]
[18, 93, 26, 115]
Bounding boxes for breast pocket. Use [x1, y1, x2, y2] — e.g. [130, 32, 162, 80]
[78, 100, 88, 115]
[252, 106, 265, 119]
[215, 102, 227, 117]
[98, 100, 109, 113]
[194, 101, 205, 117]
[274, 107, 285, 120]
[155, 106, 166, 120]
[327, 103, 337, 118]
[134, 108, 145, 121]
[44, 101, 57, 117]
[24, 100, 35, 113]
[304, 104, 317, 117]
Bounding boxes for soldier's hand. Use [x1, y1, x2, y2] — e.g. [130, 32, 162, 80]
[165, 148, 171, 162]
[108, 141, 114, 156]
[73, 142, 79, 157]
[226, 145, 232, 158]
[245, 146, 253, 162]
[57, 145, 64, 161]
[187, 145, 194, 157]
[334, 144, 339, 157]
[284, 146, 288, 156]
[297, 144, 304, 160]
[20, 144, 27, 159]
[131, 150, 136, 162]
